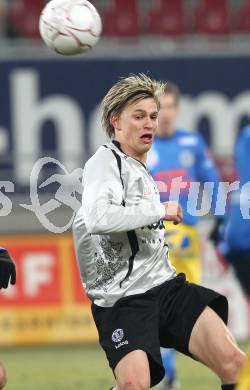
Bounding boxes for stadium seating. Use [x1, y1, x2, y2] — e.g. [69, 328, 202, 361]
[148, 0, 186, 36]
[236, 0, 250, 33]
[6, 0, 249, 39]
[8, 0, 45, 38]
[193, 0, 230, 35]
[102, 0, 140, 37]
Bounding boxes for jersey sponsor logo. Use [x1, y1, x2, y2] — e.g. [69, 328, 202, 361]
[115, 340, 129, 349]
[179, 150, 195, 168]
[178, 136, 198, 146]
[154, 169, 192, 195]
[155, 169, 187, 181]
[112, 328, 124, 343]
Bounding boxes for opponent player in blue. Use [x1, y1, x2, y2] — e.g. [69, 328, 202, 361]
[147, 82, 223, 389]
[217, 125, 250, 390]
[0, 248, 16, 389]
[218, 125, 250, 306]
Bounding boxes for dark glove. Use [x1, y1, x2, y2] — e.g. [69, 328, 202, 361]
[0, 249, 16, 289]
[209, 218, 224, 246]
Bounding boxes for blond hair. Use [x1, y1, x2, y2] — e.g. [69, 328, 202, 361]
[101, 73, 166, 138]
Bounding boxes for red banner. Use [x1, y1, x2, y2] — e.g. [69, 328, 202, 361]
[0, 234, 97, 346]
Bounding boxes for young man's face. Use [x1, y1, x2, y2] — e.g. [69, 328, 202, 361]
[158, 93, 178, 137]
[113, 97, 158, 162]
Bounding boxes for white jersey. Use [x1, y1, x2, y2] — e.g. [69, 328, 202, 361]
[73, 141, 176, 307]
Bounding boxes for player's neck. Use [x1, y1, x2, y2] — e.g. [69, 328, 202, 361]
[113, 140, 147, 164]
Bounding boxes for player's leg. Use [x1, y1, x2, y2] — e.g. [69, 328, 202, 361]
[92, 295, 165, 390]
[188, 306, 246, 387]
[114, 350, 151, 390]
[0, 362, 6, 389]
[159, 348, 179, 389]
[158, 275, 246, 389]
[160, 223, 201, 389]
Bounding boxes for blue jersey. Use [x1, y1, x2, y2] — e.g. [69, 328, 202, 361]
[222, 125, 250, 252]
[147, 129, 221, 226]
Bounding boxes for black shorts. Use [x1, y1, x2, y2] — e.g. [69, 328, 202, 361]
[91, 273, 228, 387]
[226, 249, 250, 296]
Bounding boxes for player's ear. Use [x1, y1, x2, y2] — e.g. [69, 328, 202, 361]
[111, 115, 121, 131]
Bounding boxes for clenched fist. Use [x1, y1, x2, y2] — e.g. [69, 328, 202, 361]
[162, 201, 183, 225]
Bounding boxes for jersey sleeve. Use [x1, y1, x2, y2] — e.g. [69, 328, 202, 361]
[81, 149, 166, 234]
[195, 134, 222, 216]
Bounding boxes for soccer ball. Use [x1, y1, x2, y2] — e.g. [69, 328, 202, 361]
[39, 0, 102, 55]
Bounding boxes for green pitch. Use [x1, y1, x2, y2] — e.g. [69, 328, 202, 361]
[1, 344, 248, 389]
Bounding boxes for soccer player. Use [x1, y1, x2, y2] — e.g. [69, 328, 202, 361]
[147, 82, 223, 388]
[0, 248, 16, 389]
[73, 74, 246, 390]
[218, 125, 250, 306]
[217, 125, 250, 390]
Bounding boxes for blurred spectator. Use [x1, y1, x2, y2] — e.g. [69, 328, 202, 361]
[193, 0, 230, 35]
[0, 0, 7, 38]
[236, 0, 250, 34]
[103, 0, 140, 37]
[2, 0, 250, 40]
[6, 0, 45, 38]
[148, 0, 186, 36]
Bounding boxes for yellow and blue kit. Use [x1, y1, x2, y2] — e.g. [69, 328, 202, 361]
[148, 129, 221, 284]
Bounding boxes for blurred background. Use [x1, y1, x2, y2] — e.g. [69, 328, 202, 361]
[0, 0, 249, 389]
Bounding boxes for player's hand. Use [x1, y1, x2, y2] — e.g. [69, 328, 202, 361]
[162, 201, 183, 225]
[0, 249, 16, 289]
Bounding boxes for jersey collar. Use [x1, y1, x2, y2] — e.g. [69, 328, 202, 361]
[112, 140, 147, 171]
